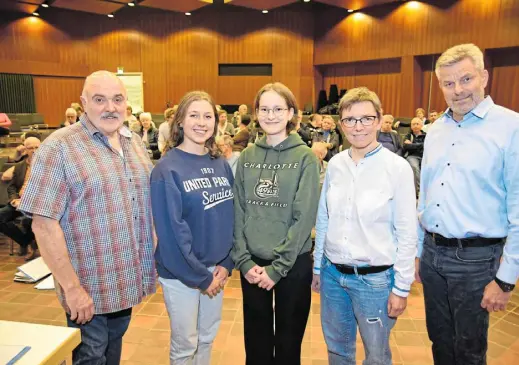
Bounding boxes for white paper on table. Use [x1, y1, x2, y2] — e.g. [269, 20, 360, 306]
[15, 257, 50, 283]
[34, 275, 55, 290]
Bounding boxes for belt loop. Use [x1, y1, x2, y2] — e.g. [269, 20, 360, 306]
[353, 266, 358, 276]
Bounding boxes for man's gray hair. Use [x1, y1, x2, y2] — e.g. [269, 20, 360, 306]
[65, 108, 77, 116]
[139, 112, 152, 121]
[435, 43, 485, 78]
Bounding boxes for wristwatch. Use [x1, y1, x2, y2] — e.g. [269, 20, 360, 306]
[495, 277, 515, 292]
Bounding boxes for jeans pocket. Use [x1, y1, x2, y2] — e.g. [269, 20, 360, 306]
[359, 271, 391, 289]
[321, 256, 331, 270]
[455, 245, 495, 263]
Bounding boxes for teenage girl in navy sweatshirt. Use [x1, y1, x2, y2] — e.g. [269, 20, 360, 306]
[150, 91, 234, 365]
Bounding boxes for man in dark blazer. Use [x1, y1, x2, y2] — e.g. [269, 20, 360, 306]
[0, 136, 40, 260]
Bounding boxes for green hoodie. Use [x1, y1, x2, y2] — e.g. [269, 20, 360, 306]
[231, 133, 320, 284]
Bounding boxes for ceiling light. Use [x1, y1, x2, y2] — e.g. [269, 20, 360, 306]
[185, 12, 191, 16]
[32, 12, 39, 16]
[262, 10, 268, 14]
[304, 0, 311, 2]
[347, 9, 354, 12]
[41, 3, 49, 8]
[128, 2, 135, 6]
[108, 13, 114, 18]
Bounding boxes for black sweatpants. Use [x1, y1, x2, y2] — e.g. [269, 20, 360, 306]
[240, 252, 312, 365]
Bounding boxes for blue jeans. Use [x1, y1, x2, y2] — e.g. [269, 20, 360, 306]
[420, 233, 503, 365]
[66, 308, 132, 365]
[320, 256, 396, 365]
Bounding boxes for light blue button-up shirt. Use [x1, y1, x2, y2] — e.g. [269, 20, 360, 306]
[417, 97, 519, 285]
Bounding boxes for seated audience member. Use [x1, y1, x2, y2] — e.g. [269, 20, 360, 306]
[377, 114, 403, 156]
[139, 112, 160, 159]
[0, 112, 12, 136]
[70, 102, 83, 122]
[423, 110, 439, 133]
[125, 105, 139, 132]
[238, 104, 248, 117]
[0, 137, 40, 260]
[232, 112, 241, 128]
[216, 135, 240, 176]
[312, 115, 339, 161]
[233, 114, 251, 152]
[403, 117, 426, 196]
[330, 119, 344, 150]
[158, 106, 177, 154]
[60, 108, 78, 128]
[3, 132, 42, 170]
[311, 142, 328, 190]
[394, 108, 433, 130]
[217, 110, 235, 136]
[248, 120, 265, 146]
[303, 113, 323, 147]
[416, 108, 429, 124]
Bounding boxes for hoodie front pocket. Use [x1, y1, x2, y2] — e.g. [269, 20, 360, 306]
[244, 216, 288, 247]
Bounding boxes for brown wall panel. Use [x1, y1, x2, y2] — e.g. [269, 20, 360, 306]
[0, 7, 314, 122]
[315, 0, 519, 65]
[321, 58, 402, 116]
[33, 76, 85, 126]
[487, 47, 519, 112]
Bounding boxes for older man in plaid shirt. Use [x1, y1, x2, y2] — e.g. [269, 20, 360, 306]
[19, 71, 156, 365]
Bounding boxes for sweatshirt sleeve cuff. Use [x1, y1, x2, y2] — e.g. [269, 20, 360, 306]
[392, 284, 411, 298]
[198, 272, 214, 291]
[219, 255, 234, 274]
[265, 266, 282, 284]
[239, 260, 256, 277]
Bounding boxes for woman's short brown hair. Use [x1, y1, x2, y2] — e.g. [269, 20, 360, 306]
[338, 87, 382, 119]
[165, 91, 220, 158]
[253, 82, 298, 134]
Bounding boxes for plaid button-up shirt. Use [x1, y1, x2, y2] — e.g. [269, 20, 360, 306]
[19, 115, 156, 314]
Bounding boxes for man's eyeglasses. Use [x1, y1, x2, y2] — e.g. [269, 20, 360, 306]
[257, 107, 288, 118]
[340, 116, 377, 127]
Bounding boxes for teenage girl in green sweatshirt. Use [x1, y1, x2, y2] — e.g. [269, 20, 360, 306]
[231, 82, 320, 365]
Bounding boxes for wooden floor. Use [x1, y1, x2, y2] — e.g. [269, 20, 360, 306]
[0, 238, 518, 365]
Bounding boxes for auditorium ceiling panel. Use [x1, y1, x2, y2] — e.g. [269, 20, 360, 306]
[4, 0, 403, 15]
[51, 0, 124, 15]
[0, 1, 38, 14]
[139, 0, 211, 12]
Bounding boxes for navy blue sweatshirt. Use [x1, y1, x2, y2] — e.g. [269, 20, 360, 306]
[151, 148, 235, 290]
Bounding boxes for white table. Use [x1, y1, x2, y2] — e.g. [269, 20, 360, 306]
[0, 320, 81, 365]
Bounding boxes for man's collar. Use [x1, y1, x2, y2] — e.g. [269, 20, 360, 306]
[81, 113, 133, 139]
[445, 96, 494, 121]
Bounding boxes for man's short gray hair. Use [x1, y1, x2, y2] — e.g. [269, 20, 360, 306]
[139, 112, 152, 121]
[435, 43, 485, 78]
[65, 108, 77, 116]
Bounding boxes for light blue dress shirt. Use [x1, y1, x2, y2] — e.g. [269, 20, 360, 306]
[417, 97, 519, 285]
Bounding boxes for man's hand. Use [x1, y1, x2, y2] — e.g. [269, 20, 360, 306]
[481, 280, 513, 312]
[16, 144, 26, 155]
[415, 258, 421, 283]
[65, 285, 94, 325]
[10, 199, 20, 208]
[387, 293, 407, 318]
[404, 140, 412, 145]
[245, 265, 264, 284]
[257, 270, 275, 291]
[203, 276, 223, 298]
[213, 266, 229, 289]
[311, 274, 321, 293]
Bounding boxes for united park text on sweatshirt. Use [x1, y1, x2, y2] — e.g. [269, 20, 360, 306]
[151, 148, 234, 290]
